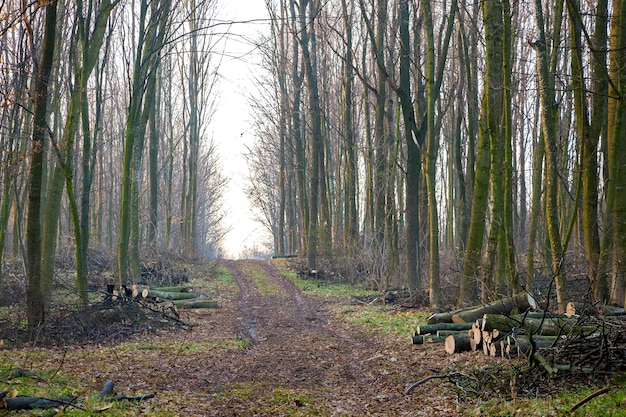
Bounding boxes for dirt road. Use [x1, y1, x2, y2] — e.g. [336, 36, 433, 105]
[9, 259, 459, 416]
[184, 259, 459, 416]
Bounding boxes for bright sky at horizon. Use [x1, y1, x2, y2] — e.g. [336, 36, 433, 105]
[211, 1, 271, 259]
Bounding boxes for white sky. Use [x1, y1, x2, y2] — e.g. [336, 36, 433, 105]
[212, 1, 271, 258]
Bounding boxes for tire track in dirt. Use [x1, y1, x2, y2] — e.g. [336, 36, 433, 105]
[215, 259, 460, 416]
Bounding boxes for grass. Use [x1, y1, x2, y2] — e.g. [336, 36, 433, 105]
[116, 338, 250, 354]
[336, 304, 429, 336]
[247, 265, 281, 295]
[215, 265, 234, 284]
[273, 259, 376, 298]
[272, 258, 626, 416]
[4, 259, 624, 416]
[187, 262, 238, 301]
[0, 336, 253, 416]
[211, 382, 328, 416]
[463, 384, 626, 416]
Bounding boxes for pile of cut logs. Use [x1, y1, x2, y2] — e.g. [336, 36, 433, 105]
[413, 293, 626, 375]
[105, 284, 219, 309]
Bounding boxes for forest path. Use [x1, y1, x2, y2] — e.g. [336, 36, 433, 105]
[187, 259, 459, 416]
[6, 260, 459, 416]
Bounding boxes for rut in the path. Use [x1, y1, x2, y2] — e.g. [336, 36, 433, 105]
[222, 259, 345, 388]
[212, 260, 457, 416]
[225, 259, 325, 345]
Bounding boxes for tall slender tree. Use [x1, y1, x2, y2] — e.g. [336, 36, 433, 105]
[26, 0, 58, 331]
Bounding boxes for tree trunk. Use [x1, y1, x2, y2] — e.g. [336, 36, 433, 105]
[608, 0, 626, 307]
[531, 0, 569, 312]
[398, 0, 424, 290]
[341, 0, 358, 255]
[298, 0, 324, 271]
[590, 0, 609, 302]
[26, 0, 58, 331]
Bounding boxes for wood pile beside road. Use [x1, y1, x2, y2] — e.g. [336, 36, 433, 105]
[413, 294, 626, 375]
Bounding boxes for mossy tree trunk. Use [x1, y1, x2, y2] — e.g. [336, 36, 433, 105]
[531, 0, 569, 312]
[607, 0, 626, 307]
[26, 0, 58, 331]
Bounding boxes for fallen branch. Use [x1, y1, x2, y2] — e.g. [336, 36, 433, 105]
[3, 395, 83, 411]
[171, 299, 219, 309]
[99, 380, 155, 403]
[568, 385, 610, 413]
[405, 372, 469, 395]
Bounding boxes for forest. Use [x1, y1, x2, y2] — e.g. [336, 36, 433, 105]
[0, 0, 625, 336]
[0, 0, 227, 332]
[246, 0, 626, 314]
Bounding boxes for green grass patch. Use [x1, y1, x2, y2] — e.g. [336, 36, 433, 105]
[272, 258, 425, 337]
[464, 384, 626, 416]
[273, 260, 375, 298]
[215, 265, 234, 284]
[336, 304, 428, 336]
[0, 366, 155, 416]
[247, 265, 281, 295]
[186, 263, 238, 300]
[269, 388, 327, 416]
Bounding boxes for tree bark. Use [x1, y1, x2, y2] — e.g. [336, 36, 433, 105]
[26, 0, 58, 331]
[298, 0, 324, 271]
[531, 0, 569, 312]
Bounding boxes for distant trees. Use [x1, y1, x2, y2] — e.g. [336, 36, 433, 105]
[249, 0, 626, 309]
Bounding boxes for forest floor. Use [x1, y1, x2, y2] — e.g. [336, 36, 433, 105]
[1, 259, 622, 416]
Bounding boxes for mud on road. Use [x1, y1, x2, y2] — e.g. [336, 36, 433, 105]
[187, 259, 460, 416]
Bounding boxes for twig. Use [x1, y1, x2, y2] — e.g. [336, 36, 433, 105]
[49, 348, 67, 380]
[405, 372, 469, 395]
[568, 385, 610, 413]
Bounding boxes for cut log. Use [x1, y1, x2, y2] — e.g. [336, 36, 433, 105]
[444, 334, 472, 354]
[4, 396, 77, 410]
[436, 330, 471, 338]
[152, 286, 193, 293]
[426, 311, 456, 324]
[506, 335, 559, 356]
[482, 314, 598, 336]
[416, 322, 476, 335]
[171, 299, 219, 309]
[522, 311, 563, 319]
[110, 394, 155, 401]
[471, 323, 482, 346]
[147, 289, 197, 300]
[131, 285, 149, 298]
[566, 301, 626, 317]
[469, 334, 478, 351]
[412, 335, 447, 344]
[451, 292, 537, 323]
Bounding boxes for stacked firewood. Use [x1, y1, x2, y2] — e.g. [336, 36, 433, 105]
[105, 284, 219, 309]
[413, 294, 626, 375]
